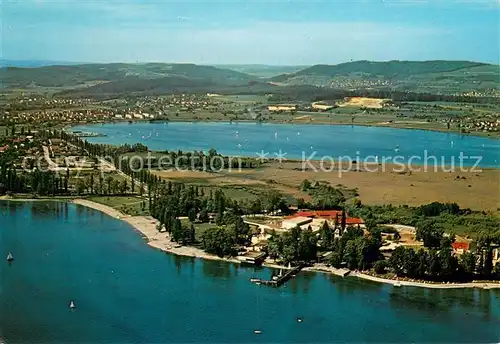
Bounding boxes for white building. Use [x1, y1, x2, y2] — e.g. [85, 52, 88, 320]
[281, 217, 312, 230]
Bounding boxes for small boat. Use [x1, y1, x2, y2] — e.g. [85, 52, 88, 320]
[297, 318, 303, 323]
[254, 330, 262, 334]
[69, 300, 76, 309]
[6, 252, 14, 262]
[250, 278, 261, 283]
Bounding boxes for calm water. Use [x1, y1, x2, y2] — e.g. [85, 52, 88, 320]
[1, 201, 499, 343]
[72, 122, 500, 167]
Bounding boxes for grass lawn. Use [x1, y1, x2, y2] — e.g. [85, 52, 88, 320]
[180, 219, 214, 242]
[88, 195, 149, 216]
[211, 94, 268, 104]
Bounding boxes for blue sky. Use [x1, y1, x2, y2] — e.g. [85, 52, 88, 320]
[2, 0, 499, 65]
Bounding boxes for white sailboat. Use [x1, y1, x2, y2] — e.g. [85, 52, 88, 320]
[69, 300, 76, 309]
[6, 252, 14, 262]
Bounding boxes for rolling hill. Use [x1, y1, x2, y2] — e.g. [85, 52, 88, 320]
[0, 63, 258, 88]
[269, 60, 499, 94]
[2, 60, 498, 97]
[214, 64, 307, 78]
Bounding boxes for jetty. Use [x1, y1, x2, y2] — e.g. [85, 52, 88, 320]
[250, 265, 303, 287]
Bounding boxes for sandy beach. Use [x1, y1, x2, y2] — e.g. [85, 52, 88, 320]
[71, 199, 241, 264]
[351, 271, 500, 289]
[70, 199, 500, 290]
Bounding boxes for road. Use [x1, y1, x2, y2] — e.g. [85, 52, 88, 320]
[42, 145, 64, 172]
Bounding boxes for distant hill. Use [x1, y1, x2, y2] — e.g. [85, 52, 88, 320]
[0, 59, 80, 68]
[0, 63, 258, 88]
[2, 60, 498, 97]
[270, 60, 499, 94]
[214, 64, 308, 78]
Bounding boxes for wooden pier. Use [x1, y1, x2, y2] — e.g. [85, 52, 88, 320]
[250, 265, 303, 287]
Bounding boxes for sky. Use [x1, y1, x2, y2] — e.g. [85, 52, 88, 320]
[2, 0, 499, 65]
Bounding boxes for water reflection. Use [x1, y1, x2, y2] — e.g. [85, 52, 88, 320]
[389, 286, 500, 323]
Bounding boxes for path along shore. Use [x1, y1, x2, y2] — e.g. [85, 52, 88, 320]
[70, 199, 500, 290]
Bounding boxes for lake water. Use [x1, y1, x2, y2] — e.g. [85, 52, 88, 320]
[1, 201, 499, 343]
[71, 122, 500, 168]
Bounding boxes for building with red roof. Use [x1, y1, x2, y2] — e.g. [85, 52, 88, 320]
[290, 210, 364, 225]
[451, 242, 470, 254]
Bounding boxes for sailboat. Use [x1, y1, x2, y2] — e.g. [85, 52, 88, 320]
[6, 252, 14, 262]
[69, 300, 76, 309]
[254, 330, 262, 334]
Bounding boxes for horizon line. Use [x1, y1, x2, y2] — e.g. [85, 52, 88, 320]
[1, 58, 498, 68]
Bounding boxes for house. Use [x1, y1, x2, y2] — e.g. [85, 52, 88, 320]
[312, 102, 334, 111]
[281, 216, 312, 230]
[237, 251, 267, 266]
[294, 210, 364, 226]
[0, 145, 9, 153]
[451, 242, 470, 255]
[492, 247, 500, 264]
[267, 105, 297, 112]
[49, 138, 64, 146]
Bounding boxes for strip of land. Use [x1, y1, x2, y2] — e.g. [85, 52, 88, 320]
[70, 199, 500, 289]
[71, 199, 240, 264]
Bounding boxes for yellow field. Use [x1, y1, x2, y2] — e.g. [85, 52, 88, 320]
[338, 97, 388, 109]
[154, 162, 500, 212]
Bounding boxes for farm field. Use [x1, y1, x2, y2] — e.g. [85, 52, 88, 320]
[154, 162, 500, 212]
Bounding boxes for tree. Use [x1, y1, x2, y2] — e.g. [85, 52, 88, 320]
[460, 251, 476, 277]
[343, 239, 360, 270]
[199, 209, 209, 223]
[319, 221, 333, 250]
[390, 246, 407, 276]
[189, 224, 196, 244]
[119, 179, 128, 194]
[341, 209, 347, 233]
[374, 260, 389, 274]
[393, 231, 401, 241]
[188, 208, 197, 222]
[427, 249, 441, 279]
[299, 179, 312, 191]
[76, 179, 86, 195]
[201, 227, 237, 257]
[493, 262, 500, 279]
[416, 220, 444, 248]
[267, 232, 282, 260]
[328, 251, 343, 268]
[171, 218, 183, 242]
[298, 226, 318, 262]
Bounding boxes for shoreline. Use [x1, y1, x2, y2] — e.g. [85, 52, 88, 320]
[68, 118, 500, 141]
[69, 199, 500, 290]
[71, 199, 242, 265]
